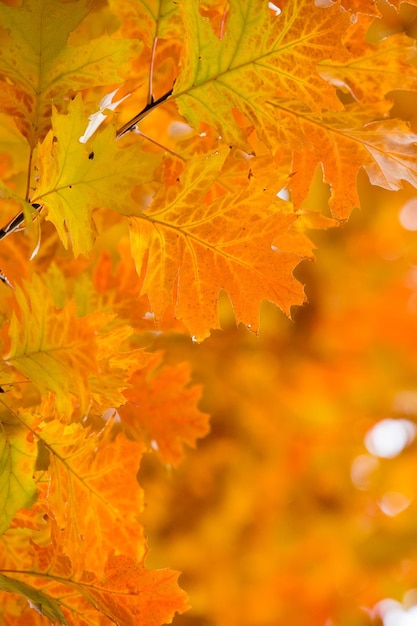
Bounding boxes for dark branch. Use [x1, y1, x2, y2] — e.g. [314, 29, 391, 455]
[116, 88, 173, 140]
[0, 203, 42, 241]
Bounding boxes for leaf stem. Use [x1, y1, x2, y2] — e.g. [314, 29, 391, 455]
[135, 130, 186, 160]
[25, 147, 34, 203]
[148, 37, 158, 106]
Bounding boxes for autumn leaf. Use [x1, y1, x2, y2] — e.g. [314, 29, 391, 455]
[130, 149, 307, 339]
[287, 104, 417, 218]
[0, 0, 138, 145]
[0, 519, 188, 625]
[121, 355, 210, 466]
[319, 16, 417, 111]
[173, 0, 349, 152]
[35, 418, 146, 577]
[0, 416, 37, 536]
[34, 95, 162, 256]
[2, 275, 102, 417]
[75, 553, 189, 626]
[109, 0, 183, 45]
[2, 1, 417, 624]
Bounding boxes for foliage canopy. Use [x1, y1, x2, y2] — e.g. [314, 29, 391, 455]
[1, 0, 417, 624]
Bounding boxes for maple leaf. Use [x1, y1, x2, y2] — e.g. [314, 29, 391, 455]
[121, 355, 210, 466]
[0, 415, 37, 535]
[0, 0, 139, 145]
[34, 95, 162, 256]
[130, 149, 307, 339]
[173, 0, 350, 152]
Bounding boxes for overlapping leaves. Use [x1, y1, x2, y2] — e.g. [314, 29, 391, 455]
[1, 0, 417, 624]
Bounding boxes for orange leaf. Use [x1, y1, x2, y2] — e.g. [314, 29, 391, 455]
[130, 150, 307, 339]
[80, 552, 189, 626]
[38, 419, 146, 576]
[121, 356, 210, 466]
[174, 0, 349, 152]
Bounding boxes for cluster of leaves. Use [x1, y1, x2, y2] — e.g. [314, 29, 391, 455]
[1, 0, 417, 624]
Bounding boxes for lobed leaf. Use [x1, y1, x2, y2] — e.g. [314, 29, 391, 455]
[4, 276, 102, 417]
[35, 95, 161, 256]
[174, 0, 349, 152]
[0, 0, 138, 144]
[121, 356, 210, 466]
[319, 16, 417, 111]
[38, 419, 146, 576]
[130, 149, 307, 339]
[281, 102, 417, 218]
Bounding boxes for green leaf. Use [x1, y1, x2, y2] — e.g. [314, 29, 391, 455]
[0, 573, 69, 625]
[0, 418, 37, 535]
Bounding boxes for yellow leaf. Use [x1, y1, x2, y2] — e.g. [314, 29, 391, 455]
[34, 95, 162, 255]
[319, 16, 417, 112]
[3, 275, 101, 417]
[174, 0, 349, 151]
[109, 0, 183, 44]
[0, 416, 37, 535]
[0, 0, 139, 144]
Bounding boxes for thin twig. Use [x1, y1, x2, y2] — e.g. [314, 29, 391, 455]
[0, 203, 42, 242]
[115, 87, 173, 140]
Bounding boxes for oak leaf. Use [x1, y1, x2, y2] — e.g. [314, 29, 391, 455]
[34, 95, 162, 256]
[37, 418, 146, 577]
[173, 0, 349, 152]
[0, 517, 188, 626]
[130, 150, 307, 339]
[121, 355, 210, 466]
[319, 16, 417, 111]
[286, 104, 417, 218]
[3, 276, 102, 417]
[109, 0, 183, 45]
[0, 0, 138, 145]
[76, 553, 189, 626]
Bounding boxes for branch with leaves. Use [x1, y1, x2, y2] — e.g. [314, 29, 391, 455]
[1, 0, 417, 624]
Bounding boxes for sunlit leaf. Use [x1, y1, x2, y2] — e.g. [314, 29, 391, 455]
[35, 95, 162, 255]
[130, 150, 307, 339]
[174, 0, 349, 151]
[121, 356, 210, 466]
[0, 0, 138, 145]
[38, 418, 146, 576]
